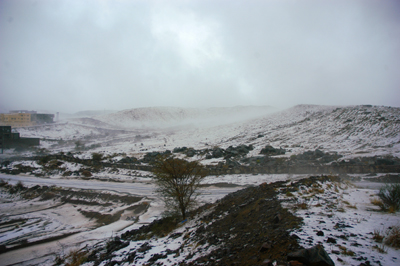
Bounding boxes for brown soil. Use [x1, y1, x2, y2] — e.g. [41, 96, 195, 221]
[96, 176, 339, 266]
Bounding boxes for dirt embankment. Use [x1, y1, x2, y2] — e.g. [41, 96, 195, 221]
[89, 176, 339, 265]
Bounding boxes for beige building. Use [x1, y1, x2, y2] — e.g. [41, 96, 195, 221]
[0, 110, 55, 127]
[0, 113, 35, 127]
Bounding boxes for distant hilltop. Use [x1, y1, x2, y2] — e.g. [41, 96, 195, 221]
[0, 110, 55, 127]
[93, 105, 276, 128]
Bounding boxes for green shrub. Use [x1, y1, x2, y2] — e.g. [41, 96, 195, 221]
[378, 184, 400, 212]
[91, 152, 103, 161]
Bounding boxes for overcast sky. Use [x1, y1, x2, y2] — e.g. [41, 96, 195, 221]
[1, 0, 399, 113]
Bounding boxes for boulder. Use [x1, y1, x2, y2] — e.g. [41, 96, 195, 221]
[287, 245, 335, 266]
[212, 148, 224, 158]
[173, 147, 187, 153]
[260, 145, 286, 156]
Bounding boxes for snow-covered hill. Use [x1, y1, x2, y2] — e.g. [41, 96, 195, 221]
[12, 104, 400, 158]
[94, 106, 275, 128]
[155, 104, 400, 158]
[211, 104, 400, 156]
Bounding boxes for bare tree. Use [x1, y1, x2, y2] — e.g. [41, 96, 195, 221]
[152, 156, 207, 220]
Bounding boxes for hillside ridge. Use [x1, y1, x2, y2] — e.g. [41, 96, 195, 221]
[93, 105, 275, 128]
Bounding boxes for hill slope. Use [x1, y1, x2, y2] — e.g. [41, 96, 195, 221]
[12, 104, 400, 159]
[94, 106, 275, 128]
[224, 104, 400, 156]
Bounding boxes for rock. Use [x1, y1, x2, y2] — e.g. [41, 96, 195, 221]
[137, 242, 153, 253]
[273, 213, 282, 223]
[291, 234, 301, 240]
[148, 253, 167, 262]
[314, 149, 325, 157]
[288, 261, 305, 266]
[173, 147, 187, 153]
[186, 148, 196, 157]
[287, 245, 335, 266]
[261, 259, 274, 265]
[317, 231, 324, 236]
[169, 232, 183, 239]
[259, 242, 272, 252]
[260, 145, 286, 156]
[327, 237, 337, 244]
[212, 148, 224, 158]
[118, 156, 139, 164]
[205, 154, 213, 159]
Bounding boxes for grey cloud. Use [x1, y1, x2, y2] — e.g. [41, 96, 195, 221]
[0, 0, 399, 113]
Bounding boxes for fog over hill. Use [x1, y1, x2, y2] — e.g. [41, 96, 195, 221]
[92, 106, 276, 129]
[14, 104, 400, 159]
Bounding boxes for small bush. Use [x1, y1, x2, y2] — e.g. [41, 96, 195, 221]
[385, 225, 400, 248]
[370, 197, 385, 209]
[0, 179, 8, 187]
[338, 245, 355, 256]
[11, 181, 25, 193]
[372, 229, 384, 243]
[378, 184, 400, 212]
[48, 160, 64, 169]
[81, 170, 92, 177]
[91, 152, 103, 161]
[346, 203, 357, 209]
[372, 244, 387, 254]
[38, 156, 51, 165]
[54, 248, 88, 266]
[337, 207, 346, 213]
[286, 191, 294, 197]
[295, 202, 309, 210]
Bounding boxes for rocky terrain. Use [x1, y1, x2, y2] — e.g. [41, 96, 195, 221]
[79, 175, 399, 266]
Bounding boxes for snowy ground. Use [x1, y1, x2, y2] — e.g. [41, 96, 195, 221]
[0, 173, 399, 266]
[281, 179, 400, 266]
[0, 104, 399, 265]
[83, 177, 400, 266]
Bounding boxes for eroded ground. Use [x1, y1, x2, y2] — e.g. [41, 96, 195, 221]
[0, 182, 149, 265]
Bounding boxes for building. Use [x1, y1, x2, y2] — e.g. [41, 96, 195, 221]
[31, 113, 55, 124]
[0, 126, 40, 152]
[0, 110, 54, 127]
[0, 113, 34, 127]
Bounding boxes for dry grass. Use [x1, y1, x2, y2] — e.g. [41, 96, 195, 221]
[337, 207, 346, 213]
[285, 191, 294, 197]
[346, 203, 357, 209]
[372, 244, 388, 254]
[370, 197, 384, 208]
[338, 245, 355, 256]
[371, 225, 400, 249]
[294, 202, 309, 210]
[385, 225, 400, 248]
[54, 248, 88, 266]
[388, 205, 397, 214]
[372, 229, 384, 243]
